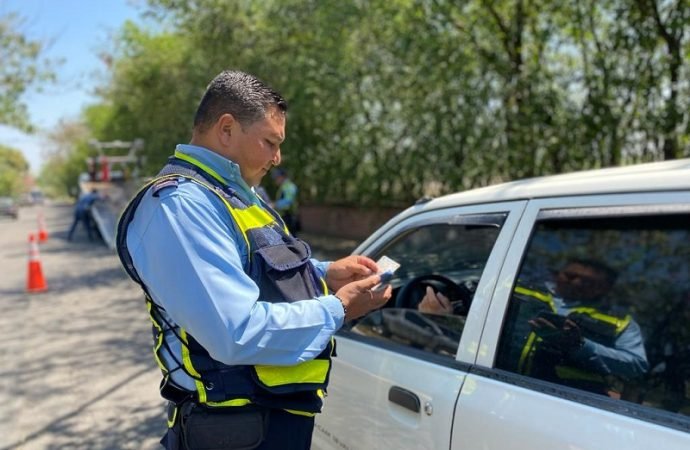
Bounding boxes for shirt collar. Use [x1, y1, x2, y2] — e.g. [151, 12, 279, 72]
[175, 144, 256, 200]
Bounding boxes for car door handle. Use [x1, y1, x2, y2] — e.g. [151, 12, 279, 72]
[388, 386, 420, 413]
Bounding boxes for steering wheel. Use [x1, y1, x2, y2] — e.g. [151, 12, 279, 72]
[395, 274, 477, 315]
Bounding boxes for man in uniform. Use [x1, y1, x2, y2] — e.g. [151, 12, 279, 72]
[117, 70, 391, 449]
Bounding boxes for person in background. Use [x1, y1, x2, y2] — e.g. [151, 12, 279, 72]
[271, 167, 300, 235]
[67, 188, 100, 241]
[116, 70, 392, 450]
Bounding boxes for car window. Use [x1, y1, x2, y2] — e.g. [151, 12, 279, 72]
[495, 212, 690, 417]
[347, 213, 506, 359]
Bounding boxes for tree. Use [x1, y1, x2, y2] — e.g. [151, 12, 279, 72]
[0, 145, 29, 197]
[0, 12, 55, 131]
[92, 21, 208, 172]
[80, 0, 688, 208]
[39, 120, 92, 198]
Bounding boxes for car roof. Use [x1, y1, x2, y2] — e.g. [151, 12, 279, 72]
[421, 158, 690, 212]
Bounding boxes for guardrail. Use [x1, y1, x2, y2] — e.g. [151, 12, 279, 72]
[78, 179, 142, 250]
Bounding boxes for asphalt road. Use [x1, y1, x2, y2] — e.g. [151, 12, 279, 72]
[0, 202, 358, 450]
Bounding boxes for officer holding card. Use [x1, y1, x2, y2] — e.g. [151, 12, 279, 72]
[116, 70, 392, 450]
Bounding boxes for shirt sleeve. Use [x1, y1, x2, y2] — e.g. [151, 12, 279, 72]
[310, 259, 331, 280]
[570, 320, 649, 379]
[127, 182, 344, 367]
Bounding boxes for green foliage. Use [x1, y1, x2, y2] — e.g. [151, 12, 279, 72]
[0, 145, 29, 197]
[0, 12, 55, 131]
[53, 0, 690, 205]
[38, 121, 92, 198]
[90, 21, 209, 172]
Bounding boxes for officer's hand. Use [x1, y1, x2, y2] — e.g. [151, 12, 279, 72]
[418, 286, 453, 315]
[560, 319, 584, 351]
[529, 317, 583, 352]
[326, 255, 378, 292]
[336, 274, 392, 321]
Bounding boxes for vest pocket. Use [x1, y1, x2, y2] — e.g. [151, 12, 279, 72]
[182, 404, 267, 450]
[253, 240, 318, 300]
[255, 239, 311, 271]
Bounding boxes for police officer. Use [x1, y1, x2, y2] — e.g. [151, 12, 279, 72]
[67, 188, 101, 241]
[116, 70, 392, 449]
[420, 258, 648, 396]
[270, 168, 300, 235]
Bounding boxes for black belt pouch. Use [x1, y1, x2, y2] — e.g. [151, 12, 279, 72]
[182, 404, 267, 450]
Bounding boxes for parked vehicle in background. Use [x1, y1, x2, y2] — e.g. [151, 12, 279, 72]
[313, 158, 690, 450]
[18, 189, 46, 206]
[29, 189, 45, 205]
[0, 197, 19, 219]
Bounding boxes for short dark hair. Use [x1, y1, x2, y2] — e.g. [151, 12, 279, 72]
[566, 258, 619, 286]
[193, 70, 287, 132]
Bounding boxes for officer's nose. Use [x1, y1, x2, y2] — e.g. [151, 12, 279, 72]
[273, 149, 282, 167]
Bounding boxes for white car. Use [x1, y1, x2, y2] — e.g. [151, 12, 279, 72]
[314, 158, 690, 450]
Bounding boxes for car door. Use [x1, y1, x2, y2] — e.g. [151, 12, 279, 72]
[452, 192, 690, 449]
[313, 201, 526, 450]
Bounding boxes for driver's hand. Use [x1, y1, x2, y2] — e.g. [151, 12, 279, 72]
[418, 287, 453, 315]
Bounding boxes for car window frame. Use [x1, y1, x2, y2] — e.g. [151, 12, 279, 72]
[474, 190, 690, 432]
[341, 200, 528, 365]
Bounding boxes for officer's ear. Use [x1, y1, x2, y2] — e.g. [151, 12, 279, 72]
[217, 113, 238, 146]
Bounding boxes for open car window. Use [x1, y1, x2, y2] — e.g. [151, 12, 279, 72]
[346, 213, 506, 359]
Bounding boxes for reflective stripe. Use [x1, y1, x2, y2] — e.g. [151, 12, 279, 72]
[180, 329, 207, 403]
[171, 152, 275, 234]
[514, 286, 555, 308]
[147, 300, 168, 374]
[167, 405, 178, 428]
[514, 286, 554, 375]
[283, 390, 324, 417]
[555, 365, 606, 383]
[283, 409, 317, 417]
[174, 150, 226, 185]
[254, 359, 330, 387]
[207, 398, 252, 407]
[569, 306, 631, 333]
[320, 278, 328, 295]
[231, 204, 276, 232]
[518, 332, 539, 374]
[168, 175, 253, 255]
[156, 155, 279, 262]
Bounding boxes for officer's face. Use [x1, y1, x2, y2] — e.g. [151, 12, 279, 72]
[555, 263, 611, 302]
[231, 106, 285, 186]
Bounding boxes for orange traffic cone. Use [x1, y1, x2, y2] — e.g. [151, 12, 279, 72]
[27, 233, 48, 293]
[37, 211, 49, 242]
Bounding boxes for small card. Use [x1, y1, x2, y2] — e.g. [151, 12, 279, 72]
[376, 255, 401, 275]
[372, 256, 400, 292]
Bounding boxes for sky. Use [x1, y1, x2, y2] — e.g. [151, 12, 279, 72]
[0, 0, 146, 174]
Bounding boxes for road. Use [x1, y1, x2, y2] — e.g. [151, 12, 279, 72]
[0, 202, 358, 450]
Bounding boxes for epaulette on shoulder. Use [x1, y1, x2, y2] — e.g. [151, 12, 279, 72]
[151, 177, 183, 197]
